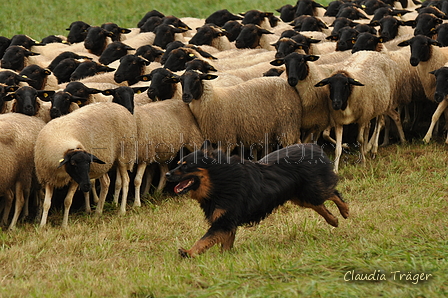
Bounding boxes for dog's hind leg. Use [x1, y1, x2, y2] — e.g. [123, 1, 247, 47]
[328, 190, 349, 219]
[293, 200, 339, 227]
[179, 229, 236, 258]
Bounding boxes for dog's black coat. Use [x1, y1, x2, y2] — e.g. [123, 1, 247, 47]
[166, 142, 348, 257]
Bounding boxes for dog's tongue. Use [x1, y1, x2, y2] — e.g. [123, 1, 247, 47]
[174, 179, 193, 194]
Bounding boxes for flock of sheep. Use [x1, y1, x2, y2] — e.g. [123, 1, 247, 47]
[0, 0, 447, 229]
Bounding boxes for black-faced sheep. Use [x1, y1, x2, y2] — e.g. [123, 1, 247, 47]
[133, 99, 204, 205]
[398, 35, 448, 143]
[35, 102, 137, 227]
[314, 51, 405, 172]
[270, 52, 332, 142]
[0, 113, 46, 229]
[179, 70, 302, 155]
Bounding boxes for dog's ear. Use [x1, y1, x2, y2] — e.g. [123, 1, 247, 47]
[200, 140, 212, 155]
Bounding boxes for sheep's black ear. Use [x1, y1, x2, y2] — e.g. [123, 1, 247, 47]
[326, 35, 338, 41]
[70, 95, 88, 106]
[348, 78, 364, 86]
[370, 20, 380, 26]
[90, 153, 106, 164]
[314, 78, 330, 87]
[138, 74, 152, 81]
[397, 39, 410, 47]
[37, 90, 55, 100]
[429, 39, 443, 47]
[169, 74, 181, 83]
[201, 73, 218, 80]
[88, 87, 102, 94]
[132, 86, 149, 94]
[429, 69, 437, 75]
[58, 156, 70, 168]
[270, 58, 285, 66]
[305, 55, 320, 62]
[101, 89, 116, 96]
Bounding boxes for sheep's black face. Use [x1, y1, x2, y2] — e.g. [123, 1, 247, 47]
[60, 150, 106, 193]
[189, 26, 215, 46]
[179, 71, 205, 104]
[145, 68, 178, 101]
[283, 52, 312, 87]
[164, 48, 195, 72]
[50, 91, 73, 119]
[14, 86, 38, 116]
[378, 17, 399, 42]
[402, 35, 436, 67]
[352, 32, 379, 54]
[1, 46, 27, 71]
[430, 67, 448, 103]
[235, 25, 261, 49]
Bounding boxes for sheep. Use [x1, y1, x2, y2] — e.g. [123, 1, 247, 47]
[0, 46, 47, 71]
[204, 9, 243, 27]
[0, 69, 33, 87]
[221, 20, 243, 42]
[47, 51, 92, 71]
[179, 70, 302, 156]
[35, 101, 137, 227]
[83, 26, 114, 56]
[0, 113, 46, 229]
[0, 36, 11, 58]
[100, 22, 132, 42]
[61, 81, 112, 105]
[113, 54, 162, 86]
[138, 66, 240, 102]
[133, 99, 204, 205]
[137, 10, 165, 28]
[235, 24, 276, 50]
[397, 35, 448, 143]
[19, 64, 59, 90]
[153, 24, 189, 49]
[4, 86, 55, 123]
[295, 0, 326, 17]
[66, 21, 90, 44]
[370, 16, 415, 42]
[188, 24, 236, 51]
[270, 52, 333, 143]
[134, 44, 164, 63]
[314, 51, 404, 172]
[69, 60, 115, 81]
[0, 84, 18, 113]
[428, 65, 448, 143]
[98, 41, 135, 65]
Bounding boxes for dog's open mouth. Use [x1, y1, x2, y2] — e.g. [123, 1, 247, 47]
[174, 178, 195, 194]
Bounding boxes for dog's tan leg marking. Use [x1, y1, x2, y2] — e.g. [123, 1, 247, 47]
[179, 230, 236, 258]
[292, 200, 339, 227]
[328, 194, 349, 219]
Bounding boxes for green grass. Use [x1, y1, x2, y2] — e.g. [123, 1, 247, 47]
[1, 142, 447, 297]
[0, 0, 334, 41]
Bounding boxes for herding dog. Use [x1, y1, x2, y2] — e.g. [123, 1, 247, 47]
[166, 141, 349, 258]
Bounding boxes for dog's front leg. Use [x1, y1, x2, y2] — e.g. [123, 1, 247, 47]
[179, 228, 236, 258]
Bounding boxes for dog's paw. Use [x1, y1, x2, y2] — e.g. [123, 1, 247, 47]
[178, 248, 191, 258]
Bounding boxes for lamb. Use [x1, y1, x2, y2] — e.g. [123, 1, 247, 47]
[0, 113, 46, 229]
[133, 99, 204, 206]
[179, 70, 302, 156]
[35, 101, 137, 227]
[314, 51, 404, 173]
[397, 35, 448, 143]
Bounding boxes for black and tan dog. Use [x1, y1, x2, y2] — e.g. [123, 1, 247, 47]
[166, 141, 349, 258]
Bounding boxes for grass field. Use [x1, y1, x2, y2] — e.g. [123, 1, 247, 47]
[1, 142, 447, 297]
[1, 0, 448, 297]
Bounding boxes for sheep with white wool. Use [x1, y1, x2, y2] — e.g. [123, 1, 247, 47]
[398, 35, 448, 143]
[35, 102, 137, 227]
[270, 52, 333, 143]
[179, 70, 302, 155]
[314, 51, 404, 173]
[133, 99, 204, 205]
[0, 113, 46, 229]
